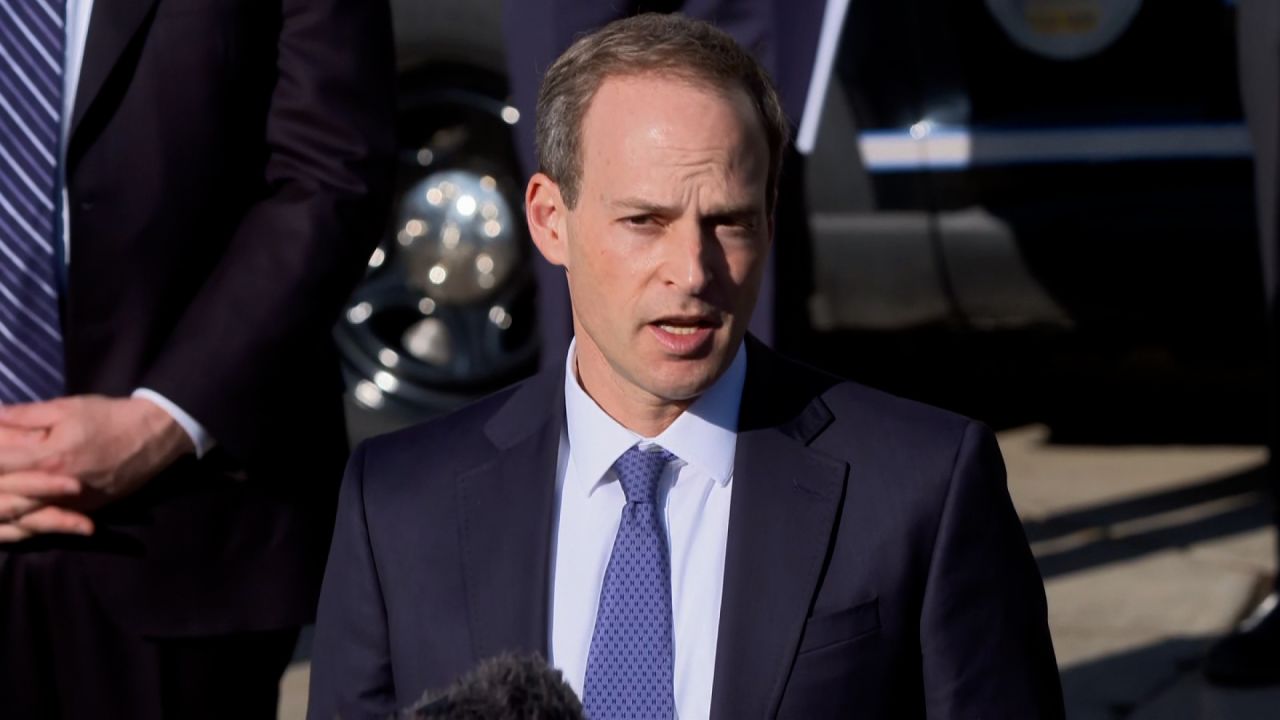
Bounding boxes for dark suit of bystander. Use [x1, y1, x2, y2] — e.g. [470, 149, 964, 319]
[0, 0, 396, 717]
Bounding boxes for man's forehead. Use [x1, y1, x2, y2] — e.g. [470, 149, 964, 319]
[579, 72, 767, 165]
[585, 71, 749, 122]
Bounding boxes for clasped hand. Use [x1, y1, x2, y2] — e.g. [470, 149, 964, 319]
[0, 396, 193, 543]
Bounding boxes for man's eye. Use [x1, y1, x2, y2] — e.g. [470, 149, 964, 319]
[717, 220, 755, 236]
[624, 215, 656, 227]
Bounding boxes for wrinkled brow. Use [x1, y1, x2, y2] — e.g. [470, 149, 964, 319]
[608, 197, 762, 222]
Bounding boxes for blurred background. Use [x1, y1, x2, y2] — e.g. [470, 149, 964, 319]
[304, 0, 1280, 717]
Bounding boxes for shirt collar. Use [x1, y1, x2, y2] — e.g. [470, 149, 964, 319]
[563, 338, 746, 497]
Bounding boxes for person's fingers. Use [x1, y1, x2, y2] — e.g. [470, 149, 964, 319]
[0, 494, 43, 523]
[0, 472, 80, 498]
[0, 505, 93, 543]
[0, 400, 73, 471]
[13, 505, 93, 536]
[0, 445, 48, 475]
[0, 470, 80, 523]
[0, 523, 33, 542]
[0, 424, 46, 446]
[0, 400, 67, 429]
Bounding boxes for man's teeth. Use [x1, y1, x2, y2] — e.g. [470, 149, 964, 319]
[659, 324, 700, 335]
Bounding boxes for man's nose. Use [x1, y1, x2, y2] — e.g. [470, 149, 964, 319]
[663, 220, 713, 294]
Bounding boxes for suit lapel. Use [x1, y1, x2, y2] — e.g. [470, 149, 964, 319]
[457, 371, 564, 663]
[710, 341, 848, 719]
[70, 0, 159, 142]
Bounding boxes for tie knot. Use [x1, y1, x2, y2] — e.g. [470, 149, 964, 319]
[612, 445, 675, 504]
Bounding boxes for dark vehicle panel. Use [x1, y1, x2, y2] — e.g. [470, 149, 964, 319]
[809, 0, 1260, 341]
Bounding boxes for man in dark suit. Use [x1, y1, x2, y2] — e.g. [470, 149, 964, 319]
[0, 0, 395, 717]
[310, 14, 1062, 719]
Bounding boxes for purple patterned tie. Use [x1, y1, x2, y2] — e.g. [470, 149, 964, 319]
[0, 0, 67, 403]
[582, 445, 677, 720]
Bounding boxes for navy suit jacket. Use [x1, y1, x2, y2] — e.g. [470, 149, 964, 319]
[308, 340, 1064, 718]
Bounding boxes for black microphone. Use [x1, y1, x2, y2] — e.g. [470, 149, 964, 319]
[399, 653, 584, 720]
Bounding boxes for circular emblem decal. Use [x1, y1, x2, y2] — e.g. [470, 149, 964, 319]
[986, 0, 1143, 61]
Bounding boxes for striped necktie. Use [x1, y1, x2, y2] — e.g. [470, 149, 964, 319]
[0, 0, 67, 403]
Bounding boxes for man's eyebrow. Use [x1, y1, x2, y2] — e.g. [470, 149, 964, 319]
[608, 198, 763, 220]
[608, 198, 681, 216]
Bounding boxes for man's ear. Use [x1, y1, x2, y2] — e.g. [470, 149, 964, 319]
[526, 173, 569, 268]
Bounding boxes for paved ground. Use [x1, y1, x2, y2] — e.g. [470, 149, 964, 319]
[278, 424, 1280, 719]
[1003, 425, 1279, 719]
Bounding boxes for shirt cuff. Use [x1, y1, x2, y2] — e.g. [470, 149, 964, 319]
[131, 388, 216, 459]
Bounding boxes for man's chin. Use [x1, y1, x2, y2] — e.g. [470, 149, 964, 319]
[642, 361, 728, 403]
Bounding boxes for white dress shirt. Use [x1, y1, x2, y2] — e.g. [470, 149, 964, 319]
[550, 339, 745, 719]
[57, 0, 211, 455]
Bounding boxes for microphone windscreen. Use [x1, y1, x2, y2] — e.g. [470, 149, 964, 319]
[400, 652, 584, 720]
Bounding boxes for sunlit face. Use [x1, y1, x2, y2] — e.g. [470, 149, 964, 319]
[528, 73, 773, 412]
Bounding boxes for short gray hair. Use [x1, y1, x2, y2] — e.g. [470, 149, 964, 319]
[535, 13, 789, 212]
